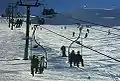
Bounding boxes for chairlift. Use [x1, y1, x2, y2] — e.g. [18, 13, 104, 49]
[16, 12, 23, 18]
[30, 25, 48, 69]
[42, 8, 57, 18]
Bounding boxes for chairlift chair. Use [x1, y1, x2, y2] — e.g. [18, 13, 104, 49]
[42, 8, 57, 18]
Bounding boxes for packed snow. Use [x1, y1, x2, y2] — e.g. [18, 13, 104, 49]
[0, 18, 120, 81]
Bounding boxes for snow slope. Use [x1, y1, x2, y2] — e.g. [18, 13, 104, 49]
[0, 20, 120, 81]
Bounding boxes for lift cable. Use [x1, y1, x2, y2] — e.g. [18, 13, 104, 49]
[39, 25, 120, 62]
[89, 27, 120, 36]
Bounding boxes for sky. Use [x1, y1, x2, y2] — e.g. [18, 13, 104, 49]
[43, 0, 120, 12]
[0, 0, 120, 15]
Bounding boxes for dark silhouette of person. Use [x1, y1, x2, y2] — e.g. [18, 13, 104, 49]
[60, 45, 67, 57]
[87, 29, 89, 33]
[72, 32, 75, 37]
[38, 56, 45, 74]
[64, 26, 66, 29]
[69, 50, 76, 67]
[75, 51, 84, 67]
[35, 56, 39, 74]
[19, 19, 23, 27]
[108, 29, 110, 35]
[61, 26, 63, 29]
[15, 19, 19, 28]
[84, 33, 88, 38]
[40, 27, 42, 30]
[31, 55, 39, 76]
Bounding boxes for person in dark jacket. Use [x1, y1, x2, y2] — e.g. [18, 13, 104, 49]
[76, 51, 84, 67]
[60, 45, 67, 57]
[64, 26, 67, 29]
[72, 32, 75, 37]
[87, 29, 89, 33]
[108, 29, 110, 35]
[31, 55, 39, 76]
[69, 50, 76, 67]
[38, 56, 45, 74]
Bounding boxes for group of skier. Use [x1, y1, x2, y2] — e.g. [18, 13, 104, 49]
[60, 45, 84, 67]
[61, 26, 67, 29]
[14, 19, 23, 28]
[69, 50, 84, 67]
[31, 55, 46, 76]
[30, 26, 90, 76]
[9, 18, 23, 28]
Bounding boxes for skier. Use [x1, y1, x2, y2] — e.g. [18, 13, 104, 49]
[60, 45, 67, 57]
[87, 29, 89, 33]
[31, 55, 39, 76]
[15, 19, 19, 28]
[64, 26, 67, 29]
[38, 56, 45, 74]
[76, 51, 84, 67]
[40, 27, 42, 30]
[72, 32, 75, 37]
[35, 56, 39, 74]
[19, 19, 23, 27]
[108, 29, 110, 35]
[84, 33, 88, 38]
[69, 50, 76, 67]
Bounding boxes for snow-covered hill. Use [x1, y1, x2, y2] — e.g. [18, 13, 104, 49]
[0, 19, 120, 81]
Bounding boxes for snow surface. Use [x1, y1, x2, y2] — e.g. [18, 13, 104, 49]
[0, 19, 120, 81]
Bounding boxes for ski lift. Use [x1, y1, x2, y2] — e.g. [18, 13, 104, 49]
[16, 12, 23, 18]
[30, 25, 48, 69]
[42, 8, 57, 18]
